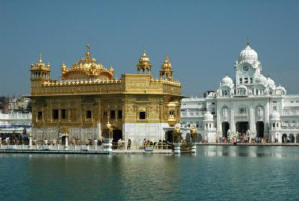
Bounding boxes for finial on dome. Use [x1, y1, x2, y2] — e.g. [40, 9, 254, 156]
[61, 62, 67, 72]
[39, 53, 43, 63]
[86, 43, 91, 58]
[109, 66, 114, 72]
[246, 37, 250, 46]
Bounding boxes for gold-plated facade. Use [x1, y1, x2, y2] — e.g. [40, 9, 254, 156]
[30, 45, 182, 144]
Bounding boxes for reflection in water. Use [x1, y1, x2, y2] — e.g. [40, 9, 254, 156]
[1, 146, 299, 201]
[202, 145, 298, 159]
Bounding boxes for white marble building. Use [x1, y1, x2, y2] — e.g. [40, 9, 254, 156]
[0, 112, 32, 134]
[181, 41, 299, 143]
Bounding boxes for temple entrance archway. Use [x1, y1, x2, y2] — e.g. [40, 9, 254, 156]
[165, 130, 174, 143]
[222, 122, 230, 138]
[113, 130, 122, 143]
[289, 134, 295, 143]
[236, 122, 249, 134]
[256, 121, 264, 138]
[282, 134, 287, 143]
[198, 133, 202, 142]
[62, 136, 66, 145]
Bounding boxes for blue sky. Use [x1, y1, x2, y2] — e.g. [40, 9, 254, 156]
[0, 0, 299, 97]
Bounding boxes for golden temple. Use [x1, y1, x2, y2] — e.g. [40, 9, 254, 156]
[30, 45, 182, 147]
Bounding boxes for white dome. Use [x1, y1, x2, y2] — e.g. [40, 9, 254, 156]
[239, 44, 258, 62]
[221, 75, 234, 87]
[267, 78, 275, 88]
[255, 75, 268, 86]
[276, 85, 286, 91]
[276, 85, 286, 95]
[270, 111, 280, 121]
[204, 111, 213, 121]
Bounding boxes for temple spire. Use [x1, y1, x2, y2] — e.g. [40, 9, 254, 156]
[246, 37, 250, 46]
[39, 53, 43, 63]
[86, 43, 91, 58]
[160, 54, 173, 80]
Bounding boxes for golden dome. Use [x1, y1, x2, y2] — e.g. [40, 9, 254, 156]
[61, 63, 67, 72]
[160, 54, 173, 80]
[61, 44, 114, 80]
[30, 54, 50, 72]
[137, 50, 151, 73]
[161, 54, 172, 70]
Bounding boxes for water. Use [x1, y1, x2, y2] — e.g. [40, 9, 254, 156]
[1, 146, 299, 201]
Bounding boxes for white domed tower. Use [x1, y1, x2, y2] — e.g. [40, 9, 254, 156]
[203, 111, 216, 142]
[218, 75, 234, 97]
[234, 40, 262, 91]
[269, 111, 281, 142]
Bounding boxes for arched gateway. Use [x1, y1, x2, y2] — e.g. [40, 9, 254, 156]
[256, 121, 264, 138]
[222, 122, 229, 138]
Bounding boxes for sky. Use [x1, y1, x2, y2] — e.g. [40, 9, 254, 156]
[0, 0, 299, 97]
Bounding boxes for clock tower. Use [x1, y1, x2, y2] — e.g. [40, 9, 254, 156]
[234, 40, 262, 89]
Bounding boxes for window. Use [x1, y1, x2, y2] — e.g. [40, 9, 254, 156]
[239, 107, 246, 114]
[139, 112, 146, 119]
[118, 110, 122, 119]
[86, 110, 92, 119]
[244, 78, 248, 84]
[53, 109, 59, 120]
[61, 109, 66, 119]
[169, 110, 175, 116]
[239, 78, 242, 84]
[250, 78, 253, 83]
[273, 106, 277, 111]
[110, 110, 115, 119]
[38, 111, 43, 120]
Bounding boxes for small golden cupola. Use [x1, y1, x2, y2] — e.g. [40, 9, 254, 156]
[61, 62, 67, 73]
[30, 54, 51, 81]
[136, 50, 151, 73]
[160, 54, 173, 80]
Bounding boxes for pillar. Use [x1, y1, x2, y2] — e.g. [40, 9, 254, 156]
[29, 133, 33, 148]
[249, 107, 256, 138]
[216, 108, 222, 139]
[264, 102, 270, 138]
[230, 109, 236, 134]
[94, 139, 98, 150]
[65, 133, 69, 150]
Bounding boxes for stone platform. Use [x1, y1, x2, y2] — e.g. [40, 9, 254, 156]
[0, 145, 173, 154]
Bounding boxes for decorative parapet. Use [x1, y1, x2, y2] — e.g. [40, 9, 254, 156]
[42, 79, 122, 87]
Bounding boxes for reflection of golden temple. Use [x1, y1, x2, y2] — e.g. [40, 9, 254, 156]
[30, 45, 182, 146]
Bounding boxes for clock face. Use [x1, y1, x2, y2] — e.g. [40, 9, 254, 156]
[243, 65, 249, 71]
